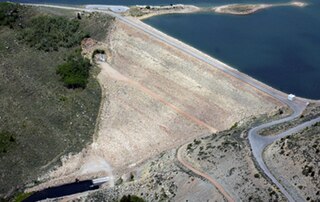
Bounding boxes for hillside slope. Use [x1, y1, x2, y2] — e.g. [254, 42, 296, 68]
[0, 4, 113, 198]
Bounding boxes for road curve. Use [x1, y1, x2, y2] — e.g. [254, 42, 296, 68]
[177, 146, 235, 202]
[22, 4, 316, 201]
[249, 115, 320, 202]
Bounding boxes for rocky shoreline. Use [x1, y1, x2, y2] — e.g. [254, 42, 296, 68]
[125, 1, 308, 19]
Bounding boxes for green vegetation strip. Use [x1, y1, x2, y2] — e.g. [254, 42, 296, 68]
[20, 15, 89, 51]
[14, 192, 33, 202]
[120, 195, 146, 202]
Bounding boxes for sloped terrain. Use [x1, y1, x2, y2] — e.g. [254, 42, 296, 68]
[0, 5, 113, 198]
[90, 20, 282, 171]
[265, 122, 320, 201]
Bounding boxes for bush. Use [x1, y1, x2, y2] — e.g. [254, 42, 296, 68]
[14, 192, 33, 202]
[120, 195, 145, 202]
[0, 131, 16, 154]
[230, 122, 238, 130]
[57, 49, 91, 89]
[0, 2, 19, 27]
[21, 15, 88, 51]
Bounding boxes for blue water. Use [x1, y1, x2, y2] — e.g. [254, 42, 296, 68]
[3, 0, 320, 99]
[144, 3, 320, 99]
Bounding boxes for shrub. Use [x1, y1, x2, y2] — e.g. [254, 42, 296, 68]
[120, 195, 145, 202]
[21, 15, 89, 51]
[193, 139, 201, 145]
[57, 49, 91, 89]
[230, 122, 238, 130]
[0, 131, 16, 154]
[0, 2, 19, 27]
[14, 192, 33, 202]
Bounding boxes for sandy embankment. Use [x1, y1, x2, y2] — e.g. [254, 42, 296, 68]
[125, 1, 307, 19]
[212, 1, 307, 15]
[27, 15, 283, 192]
[127, 4, 201, 20]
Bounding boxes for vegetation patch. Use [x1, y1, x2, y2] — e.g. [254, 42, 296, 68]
[57, 49, 91, 88]
[129, 7, 145, 17]
[13, 192, 33, 202]
[0, 131, 16, 154]
[120, 195, 145, 202]
[0, 2, 20, 27]
[20, 15, 88, 51]
[0, 4, 113, 198]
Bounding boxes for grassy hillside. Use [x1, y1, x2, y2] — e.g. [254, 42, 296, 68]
[0, 3, 113, 199]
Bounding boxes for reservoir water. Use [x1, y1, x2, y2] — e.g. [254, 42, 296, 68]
[144, 3, 320, 99]
[6, 0, 320, 99]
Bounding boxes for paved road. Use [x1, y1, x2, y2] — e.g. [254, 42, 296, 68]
[22, 4, 318, 201]
[249, 115, 320, 202]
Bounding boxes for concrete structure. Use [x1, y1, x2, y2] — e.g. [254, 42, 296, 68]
[288, 94, 296, 101]
[85, 5, 129, 13]
[92, 177, 109, 186]
[98, 54, 106, 62]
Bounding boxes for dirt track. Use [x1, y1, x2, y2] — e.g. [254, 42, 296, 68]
[177, 145, 234, 202]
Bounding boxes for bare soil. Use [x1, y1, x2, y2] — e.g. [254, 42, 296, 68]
[65, 112, 288, 202]
[180, 117, 287, 201]
[264, 123, 320, 201]
[127, 5, 200, 20]
[32, 17, 282, 192]
[76, 150, 226, 202]
[212, 2, 307, 15]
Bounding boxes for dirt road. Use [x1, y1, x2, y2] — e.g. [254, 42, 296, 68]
[177, 145, 234, 202]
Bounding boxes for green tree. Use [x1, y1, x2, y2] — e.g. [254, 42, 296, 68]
[0, 2, 19, 27]
[57, 49, 91, 89]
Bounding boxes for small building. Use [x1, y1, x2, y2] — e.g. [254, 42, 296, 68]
[288, 94, 295, 101]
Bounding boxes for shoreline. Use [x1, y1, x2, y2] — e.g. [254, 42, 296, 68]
[123, 1, 308, 19]
[125, 4, 201, 20]
[212, 2, 308, 15]
[21, 1, 309, 19]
